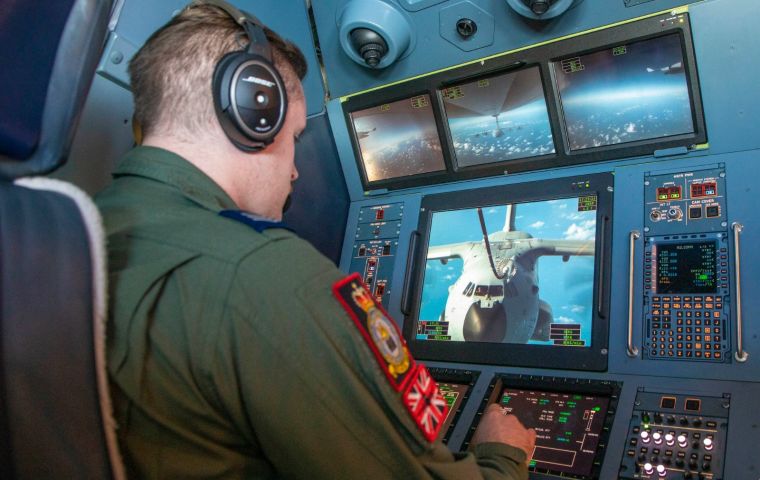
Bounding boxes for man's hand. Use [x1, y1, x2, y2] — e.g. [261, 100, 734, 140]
[471, 403, 537, 465]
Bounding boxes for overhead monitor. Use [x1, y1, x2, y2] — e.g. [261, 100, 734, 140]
[347, 94, 446, 184]
[403, 173, 613, 371]
[553, 32, 698, 152]
[439, 66, 555, 168]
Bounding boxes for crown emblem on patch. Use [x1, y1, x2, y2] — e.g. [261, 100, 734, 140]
[351, 282, 375, 312]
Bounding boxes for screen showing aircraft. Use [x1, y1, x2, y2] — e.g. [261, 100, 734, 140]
[416, 196, 597, 346]
[553, 33, 694, 151]
[440, 66, 555, 167]
[349, 94, 446, 183]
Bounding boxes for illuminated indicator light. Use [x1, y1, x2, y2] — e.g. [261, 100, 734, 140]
[653, 432, 663, 444]
[644, 463, 654, 475]
[665, 433, 675, 446]
[703, 438, 714, 451]
[657, 464, 667, 477]
[678, 434, 688, 448]
[641, 431, 651, 443]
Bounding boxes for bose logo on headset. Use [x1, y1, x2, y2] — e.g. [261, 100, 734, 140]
[242, 76, 277, 88]
[193, 0, 288, 152]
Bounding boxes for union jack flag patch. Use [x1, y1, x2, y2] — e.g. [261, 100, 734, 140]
[402, 365, 449, 442]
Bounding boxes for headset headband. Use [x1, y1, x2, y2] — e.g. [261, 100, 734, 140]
[191, 0, 272, 61]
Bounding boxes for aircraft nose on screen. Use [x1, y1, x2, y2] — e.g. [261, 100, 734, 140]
[463, 302, 506, 342]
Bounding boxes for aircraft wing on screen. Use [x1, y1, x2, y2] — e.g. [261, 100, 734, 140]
[427, 242, 476, 261]
[443, 72, 545, 119]
[520, 238, 596, 258]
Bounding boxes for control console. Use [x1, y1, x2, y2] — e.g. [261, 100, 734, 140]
[348, 203, 404, 307]
[619, 390, 729, 479]
[643, 168, 732, 362]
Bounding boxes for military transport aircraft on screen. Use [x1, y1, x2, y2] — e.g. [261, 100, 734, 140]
[426, 205, 594, 344]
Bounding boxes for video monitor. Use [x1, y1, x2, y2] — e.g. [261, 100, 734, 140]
[429, 368, 480, 444]
[465, 375, 619, 479]
[440, 66, 555, 168]
[403, 173, 613, 371]
[553, 33, 696, 152]
[348, 94, 446, 184]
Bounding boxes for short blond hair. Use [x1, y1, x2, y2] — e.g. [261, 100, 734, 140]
[129, 3, 307, 140]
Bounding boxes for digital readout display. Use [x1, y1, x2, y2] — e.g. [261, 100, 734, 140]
[498, 388, 610, 477]
[656, 186, 682, 201]
[656, 241, 717, 294]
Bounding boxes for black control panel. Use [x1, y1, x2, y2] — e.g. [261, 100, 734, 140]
[619, 390, 729, 479]
[643, 168, 732, 362]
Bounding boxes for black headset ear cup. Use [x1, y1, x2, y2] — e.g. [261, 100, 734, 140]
[212, 50, 288, 152]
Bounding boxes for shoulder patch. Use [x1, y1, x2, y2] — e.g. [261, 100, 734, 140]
[333, 274, 448, 443]
[332, 273, 415, 391]
[402, 365, 448, 443]
[219, 210, 295, 233]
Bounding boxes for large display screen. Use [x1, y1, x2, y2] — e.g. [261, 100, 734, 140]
[349, 94, 446, 183]
[656, 241, 717, 294]
[416, 196, 597, 346]
[554, 33, 695, 151]
[497, 387, 611, 477]
[440, 67, 555, 167]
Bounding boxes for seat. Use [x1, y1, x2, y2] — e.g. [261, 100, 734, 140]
[0, 0, 126, 478]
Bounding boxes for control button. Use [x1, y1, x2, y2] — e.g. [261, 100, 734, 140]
[657, 464, 667, 477]
[680, 417, 689, 426]
[702, 461, 711, 471]
[703, 438, 714, 451]
[644, 462, 654, 475]
[654, 413, 664, 423]
[666, 415, 676, 425]
[641, 431, 651, 443]
[653, 432, 663, 445]
[675, 458, 685, 468]
[678, 434, 689, 448]
[693, 418, 702, 427]
[706, 421, 717, 428]
[665, 433, 675, 446]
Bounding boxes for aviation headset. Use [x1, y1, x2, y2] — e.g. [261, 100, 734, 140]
[194, 0, 288, 151]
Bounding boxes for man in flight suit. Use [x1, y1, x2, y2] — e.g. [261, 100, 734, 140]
[96, 2, 536, 478]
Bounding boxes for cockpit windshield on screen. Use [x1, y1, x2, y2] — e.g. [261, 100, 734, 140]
[417, 196, 597, 346]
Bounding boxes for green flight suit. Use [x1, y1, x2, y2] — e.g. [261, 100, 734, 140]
[96, 146, 528, 479]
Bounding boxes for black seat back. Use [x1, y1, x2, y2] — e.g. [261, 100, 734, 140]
[0, 0, 124, 478]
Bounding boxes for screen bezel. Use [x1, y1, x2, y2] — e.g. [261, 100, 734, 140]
[343, 88, 452, 190]
[341, 12, 706, 193]
[548, 18, 706, 159]
[402, 173, 613, 371]
[428, 367, 480, 444]
[461, 374, 621, 479]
